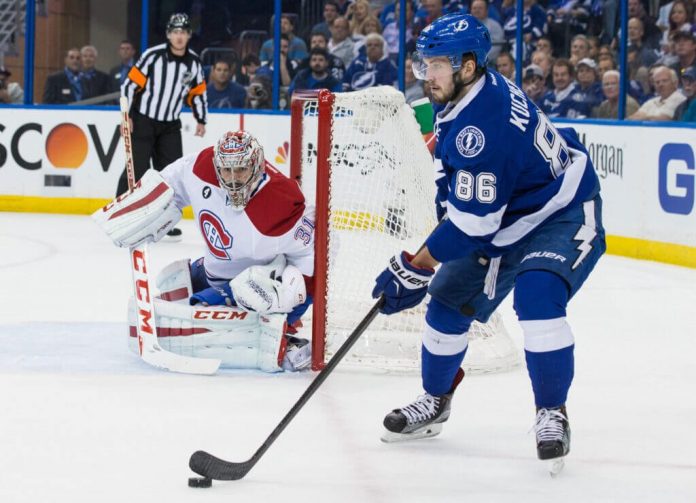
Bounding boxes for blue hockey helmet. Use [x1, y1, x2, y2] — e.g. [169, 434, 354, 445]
[413, 13, 491, 77]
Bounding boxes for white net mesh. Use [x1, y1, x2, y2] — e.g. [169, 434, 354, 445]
[297, 87, 519, 373]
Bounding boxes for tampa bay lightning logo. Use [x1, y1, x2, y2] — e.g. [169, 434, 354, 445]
[452, 19, 469, 32]
[455, 126, 485, 158]
[202, 186, 211, 199]
[198, 210, 233, 260]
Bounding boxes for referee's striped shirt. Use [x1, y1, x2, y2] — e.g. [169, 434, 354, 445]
[122, 43, 208, 124]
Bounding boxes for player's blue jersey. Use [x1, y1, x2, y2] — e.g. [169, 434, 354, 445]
[426, 70, 600, 263]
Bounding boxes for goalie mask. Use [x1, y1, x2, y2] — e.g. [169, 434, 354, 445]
[213, 131, 265, 210]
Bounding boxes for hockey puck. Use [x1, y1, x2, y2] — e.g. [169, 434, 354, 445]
[188, 476, 212, 488]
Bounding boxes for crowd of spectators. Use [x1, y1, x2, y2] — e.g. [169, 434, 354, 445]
[32, 0, 696, 122]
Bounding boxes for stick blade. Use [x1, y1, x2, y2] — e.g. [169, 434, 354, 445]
[142, 348, 221, 375]
[189, 450, 252, 481]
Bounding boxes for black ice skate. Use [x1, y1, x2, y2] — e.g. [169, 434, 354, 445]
[534, 406, 570, 476]
[381, 368, 464, 443]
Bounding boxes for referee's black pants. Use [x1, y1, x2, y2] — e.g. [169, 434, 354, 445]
[116, 112, 183, 196]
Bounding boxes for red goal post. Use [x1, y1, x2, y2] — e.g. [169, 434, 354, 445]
[290, 87, 520, 373]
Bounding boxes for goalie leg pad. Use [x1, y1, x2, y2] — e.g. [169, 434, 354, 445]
[156, 259, 194, 302]
[127, 298, 288, 372]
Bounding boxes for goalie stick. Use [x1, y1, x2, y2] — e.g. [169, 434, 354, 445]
[188, 297, 385, 481]
[119, 97, 221, 375]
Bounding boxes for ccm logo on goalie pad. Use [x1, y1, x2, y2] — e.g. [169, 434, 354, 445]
[389, 255, 430, 288]
[193, 310, 249, 321]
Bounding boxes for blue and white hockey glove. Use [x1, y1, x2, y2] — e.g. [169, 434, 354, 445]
[372, 252, 434, 315]
[189, 283, 235, 306]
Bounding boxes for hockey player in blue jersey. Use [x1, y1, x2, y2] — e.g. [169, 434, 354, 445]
[371, 13, 605, 471]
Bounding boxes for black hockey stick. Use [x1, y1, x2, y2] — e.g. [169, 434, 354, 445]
[189, 296, 385, 481]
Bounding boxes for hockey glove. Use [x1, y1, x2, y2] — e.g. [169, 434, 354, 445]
[372, 252, 434, 315]
[189, 283, 234, 307]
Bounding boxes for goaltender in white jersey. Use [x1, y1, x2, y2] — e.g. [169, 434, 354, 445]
[94, 131, 315, 372]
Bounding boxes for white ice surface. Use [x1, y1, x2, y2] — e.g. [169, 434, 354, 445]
[0, 213, 695, 503]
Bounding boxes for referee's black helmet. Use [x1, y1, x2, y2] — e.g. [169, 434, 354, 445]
[167, 13, 191, 33]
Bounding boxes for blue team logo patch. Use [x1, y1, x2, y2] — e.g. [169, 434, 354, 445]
[455, 126, 485, 158]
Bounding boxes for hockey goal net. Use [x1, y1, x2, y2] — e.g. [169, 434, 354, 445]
[290, 87, 520, 373]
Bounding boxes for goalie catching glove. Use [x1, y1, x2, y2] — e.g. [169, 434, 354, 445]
[92, 169, 181, 248]
[231, 255, 307, 315]
[372, 252, 434, 314]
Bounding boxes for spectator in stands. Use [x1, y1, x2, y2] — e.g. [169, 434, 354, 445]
[313, 0, 341, 41]
[626, 45, 651, 102]
[404, 55, 425, 104]
[592, 69, 640, 119]
[531, 49, 554, 88]
[588, 35, 600, 59]
[0, 66, 23, 104]
[260, 15, 308, 65]
[329, 16, 356, 68]
[289, 47, 343, 96]
[629, 65, 686, 120]
[43, 47, 82, 104]
[349, 0, 373, 39]
[237, 54, 261, 87]
[597, 54, 616, 79]
[80, 45, 111, 101]
[628, 17, 659, 68]
[335, 0, 355, 15]
[569, 34, 591, 66]
[670, 31, 696, 83]
[109, 40, 136, 91]
[575, 58, 604, 111]
[546, 0, 591, 55]
[502, 0, 547, 63]
[246, 75, 273, 109]
[206, 59, 246, 109]
[343, 32, 397, 91]
[383, 0, 415, 61]
[496, 52, 516, 81]
[471, 0, 505, 62]
[257, 34, 299, 87]
[535, 36, 553, 56]
[675, 66, 696, 120]
[521, 64, 546, 106]
[598, 44, 615, 60]
[627, 0, 662, 49]
[353, 16, 384, 57]
[413, 0, 446, 35]
[598, 0, 619, 45]
[298, 31, 347, 82]
[661, 1, 693, 46]
[541, 58, 591, 118]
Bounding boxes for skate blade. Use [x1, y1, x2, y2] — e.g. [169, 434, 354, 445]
[547, 457, 565, 477]
[380, 423, 443, 443]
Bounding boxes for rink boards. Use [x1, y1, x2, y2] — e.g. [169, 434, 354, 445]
[0, 106, 694, 267]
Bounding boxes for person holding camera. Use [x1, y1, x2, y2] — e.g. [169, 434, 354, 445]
[0, 66, 23, 104]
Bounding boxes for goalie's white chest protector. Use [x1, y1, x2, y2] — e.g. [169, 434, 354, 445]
[160, 147, 315, 283]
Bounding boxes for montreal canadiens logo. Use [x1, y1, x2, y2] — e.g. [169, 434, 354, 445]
[455, 126, 485, 158]
[199, 210, 233, 260]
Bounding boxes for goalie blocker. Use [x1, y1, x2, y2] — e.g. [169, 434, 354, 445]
[126, 258, 311, 372]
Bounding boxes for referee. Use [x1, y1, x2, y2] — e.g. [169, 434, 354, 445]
[118, 12, 208, 238]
